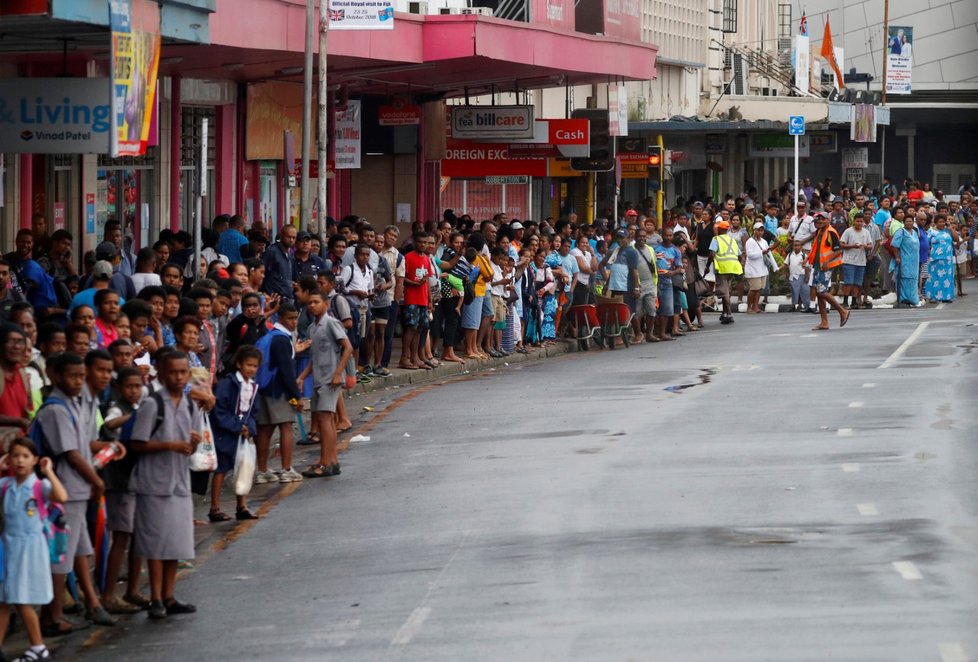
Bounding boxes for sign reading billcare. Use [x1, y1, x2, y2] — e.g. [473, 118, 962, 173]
[451, 106, 535, 140]
[0, 78, 111, 153]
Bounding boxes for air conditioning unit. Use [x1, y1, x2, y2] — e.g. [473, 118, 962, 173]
[438, 6, 461, 14]
[407, 1, 429, 13]
[461, 6, 493, 15]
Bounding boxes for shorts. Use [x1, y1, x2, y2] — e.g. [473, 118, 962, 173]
[863, 256, 880, 288]
[640, 292, 657, 317]
[697, 255, 716, 284]
[715, 273, 735, 297]
[491, 295, 507, 323]
[311, 384, 341, 413]
[402, 304, 430, 329]
[611, 291, 637, 314]
[105, 491, 136, 534]
[370, 306, 389, 324]
[572, 282, 592, 306]
[53, 501, 93, 574]
[842, 264, 865, 285]
[461, 295, 482, 330]
[481, 293, 493, 317]
[257, 393, 294, 426]
[747, 276, 767, 291]
[813, 268, 834, 294]
[657, 281, 674, 317]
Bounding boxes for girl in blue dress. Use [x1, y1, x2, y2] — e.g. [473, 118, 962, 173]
[924, 215, 958, 303]
[0, 437, 68, 662]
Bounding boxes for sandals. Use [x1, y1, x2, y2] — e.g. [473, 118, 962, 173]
[123, 593, 151, 610]
[103, 598, 142, 615]
[235, 508, 259, 521]
[41, 618, 88, 637]
[208, 510, 232, 522]
[301, 464, 333, 478]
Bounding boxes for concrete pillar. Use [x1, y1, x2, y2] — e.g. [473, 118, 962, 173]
[215, 104, 235, 216]
[170, 76, 182, 231]
[18, 154, 31, 230]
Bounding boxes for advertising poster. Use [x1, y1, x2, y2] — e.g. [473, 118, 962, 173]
[335, 100, 362, 169]
[328, 0, 394, 30]
[795, 34, 810, 95]
[851, 104, 876, 143]
[109, 0, 161, 156]
[0, 78, 111, 153]
[886, 26, 913, 95]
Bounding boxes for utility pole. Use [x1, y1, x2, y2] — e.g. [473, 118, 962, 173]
[300, 0, 314, 231]
[880, 0, 889, 180]
[317, 0, 329, 245]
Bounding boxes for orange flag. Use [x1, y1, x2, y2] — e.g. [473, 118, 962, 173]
[821, 18, 845, 89]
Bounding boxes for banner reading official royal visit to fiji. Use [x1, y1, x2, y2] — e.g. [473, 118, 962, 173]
[328, 0, 394, 30]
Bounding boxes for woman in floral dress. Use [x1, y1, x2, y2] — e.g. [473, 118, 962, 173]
[923, 215, 958, 303]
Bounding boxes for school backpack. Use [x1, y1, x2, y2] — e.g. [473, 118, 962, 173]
[27, 397, 76, 460]
[118, 391, 196, 443]
[254, 328, 291, 390]
[329, 293, 361, 349]
[1, 478, 69, 566]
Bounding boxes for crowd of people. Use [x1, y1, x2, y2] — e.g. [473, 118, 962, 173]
[0, 173, 973, 660]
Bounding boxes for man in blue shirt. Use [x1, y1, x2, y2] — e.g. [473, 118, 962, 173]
[218, 214, 250, 263]
[5, 229, 59, 319]
[294, 231, 327, 279]
[262, 224, 297, 302]
[653, 228, 684, 340]
[873, 196, 892, 228]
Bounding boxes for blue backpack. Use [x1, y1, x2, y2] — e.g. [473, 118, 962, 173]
[254, 329, 291, 390]
[28, 397, 76, 459]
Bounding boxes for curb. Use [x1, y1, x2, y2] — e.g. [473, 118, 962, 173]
[346, 341, 577, 396]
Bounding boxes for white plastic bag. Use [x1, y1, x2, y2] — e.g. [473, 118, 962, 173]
[189, 417, 218, 472]
[233, 436, 256, 496]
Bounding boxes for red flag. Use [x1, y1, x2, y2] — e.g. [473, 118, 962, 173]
[799, 12, 808, 36]
[821, 18, 845, 89]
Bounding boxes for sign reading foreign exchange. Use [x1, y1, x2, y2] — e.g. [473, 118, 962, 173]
[0, 78, 111, 153]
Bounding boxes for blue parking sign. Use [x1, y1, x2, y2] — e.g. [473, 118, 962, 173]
[788, 116, 805, 136]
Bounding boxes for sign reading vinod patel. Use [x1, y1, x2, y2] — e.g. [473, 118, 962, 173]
[451, 106, 535, 140]
[0, 78, 111, 153]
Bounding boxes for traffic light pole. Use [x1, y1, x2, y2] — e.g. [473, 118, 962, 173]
[656, 134, 664, 224]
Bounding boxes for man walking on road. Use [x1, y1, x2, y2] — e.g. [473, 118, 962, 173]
[709, 220, 742, 325]
[808, 213, 850, 331]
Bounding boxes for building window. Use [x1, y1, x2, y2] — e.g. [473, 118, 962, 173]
[778, 3, 792, 51]
[722, 0, 737, 33]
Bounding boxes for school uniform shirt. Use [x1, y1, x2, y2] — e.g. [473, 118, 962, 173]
[36, 388, 90, 502]
[129, 391, 203, 498]
[786, 251, 809, 279]
[309, 313, 348, 388]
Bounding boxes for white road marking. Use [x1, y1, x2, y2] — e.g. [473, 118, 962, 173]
[857, 503, 879, 516]
[837, 428, 854, 437]
[800, 333, 818, 338]
[848, 402, 864, 408]
[862, 383, 876, 388]
[391, 607, 431, 645]
[938, 643, 969, 662]
[936, 303, 946, 310]
[842, 463, 860, 473]
[878, 321, 931, 369]
[892, 561, 923, 580]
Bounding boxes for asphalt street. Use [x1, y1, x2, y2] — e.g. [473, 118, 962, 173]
[75, 291, 978, 662]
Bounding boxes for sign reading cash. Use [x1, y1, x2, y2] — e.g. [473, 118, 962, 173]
[451, 106, 535, 140]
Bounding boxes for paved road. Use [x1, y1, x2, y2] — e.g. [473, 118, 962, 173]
[77, 296, 978, 662]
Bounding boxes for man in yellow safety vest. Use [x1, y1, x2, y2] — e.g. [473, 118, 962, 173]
[709, 220, 743, 325]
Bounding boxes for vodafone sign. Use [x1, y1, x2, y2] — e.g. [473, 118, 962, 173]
[547, 119, 589, 145]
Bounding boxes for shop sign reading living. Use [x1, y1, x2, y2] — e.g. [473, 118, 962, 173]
[0, 78, 111, 153]
[109, 0, 161, 157]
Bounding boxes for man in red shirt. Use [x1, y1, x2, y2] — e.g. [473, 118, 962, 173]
[399, 233, 431, 370]
[0, 324, 32, 440]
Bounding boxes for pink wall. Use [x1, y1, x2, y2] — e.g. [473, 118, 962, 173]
[532, 0, 575, 30]
[215, 104, 235, 215]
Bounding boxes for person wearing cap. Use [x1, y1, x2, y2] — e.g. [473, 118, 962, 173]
[509, 222, 525, 252]
[808, 213, 850, 328]
[102, 220, 137, 277]
[294, 231, 327, 279]
[625, 209, 639, 221]
[708, 220, 742, 324]
[599, 229, 641, 339]
[69, 261, 128, 317]
[744, 222, 777, 313]
[80, 242, 137, 301]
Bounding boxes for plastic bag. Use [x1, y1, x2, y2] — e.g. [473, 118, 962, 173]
[233, 437, 256, 496]
[189, 417, 218, 472]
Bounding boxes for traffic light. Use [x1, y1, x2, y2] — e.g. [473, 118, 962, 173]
[647, 145, 663, 191]
[570, 108, 615, 172]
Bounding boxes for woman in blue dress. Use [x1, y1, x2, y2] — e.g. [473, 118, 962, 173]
[889, 215, 921, 306]
[924, 215, 958, 303]
[0, 437, 69, 661]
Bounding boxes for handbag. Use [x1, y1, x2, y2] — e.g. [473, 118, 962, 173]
[233, 437, 256, 496]
[189, 417, 218, 472]
[671, 273, 687, 290]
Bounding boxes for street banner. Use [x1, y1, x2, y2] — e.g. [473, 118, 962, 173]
[886, 26, 913, 95]
[335, 100, 361, 169]
[795, 34, 810, 94]
[851, 104, 876, 142]
[109, 0, 161, 157]
[0, 78, 111, 153]
[328, 0, 394, 30]
[609, 85, 628, 137]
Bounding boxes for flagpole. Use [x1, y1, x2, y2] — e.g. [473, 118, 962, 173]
[881, 0, 889, 106]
